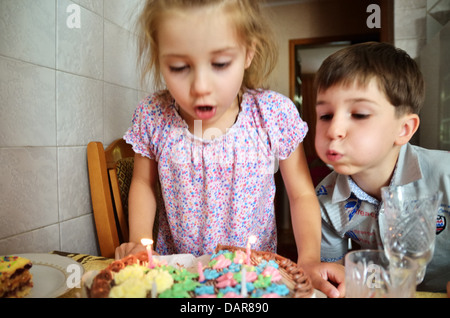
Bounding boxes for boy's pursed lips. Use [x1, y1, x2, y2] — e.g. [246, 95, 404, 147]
[326, 149, 343, 162]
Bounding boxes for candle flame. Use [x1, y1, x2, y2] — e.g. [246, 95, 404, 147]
[141, 238, 153, 246]
[248, 235, 257, 244]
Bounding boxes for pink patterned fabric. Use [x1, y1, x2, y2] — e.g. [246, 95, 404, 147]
[124, 90, 308, 256]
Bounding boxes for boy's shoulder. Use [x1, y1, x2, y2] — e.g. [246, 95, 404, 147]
[402, 144, 450, 176]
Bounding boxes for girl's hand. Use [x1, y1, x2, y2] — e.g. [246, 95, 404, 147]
[114, 242, 146, 260]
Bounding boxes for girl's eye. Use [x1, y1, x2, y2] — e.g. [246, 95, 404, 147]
[169, 65, 189, 73]
[213, 62, 231, 69]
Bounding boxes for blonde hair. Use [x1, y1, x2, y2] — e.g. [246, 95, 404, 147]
[136, 0, 278, 93]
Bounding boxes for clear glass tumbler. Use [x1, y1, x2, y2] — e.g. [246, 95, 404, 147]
[345, 249, 418, 298]
[380, 185, 442, 284]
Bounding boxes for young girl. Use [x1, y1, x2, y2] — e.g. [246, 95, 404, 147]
[116, 0, 344, 297]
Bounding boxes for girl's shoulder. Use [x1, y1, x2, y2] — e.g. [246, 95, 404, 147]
[136, 91, 174, 115]
[133, 91, 181, 127]
[243, 89, 300, 125]
[244, 89, 293, 107]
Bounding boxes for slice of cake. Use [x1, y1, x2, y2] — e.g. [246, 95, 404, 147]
[0, 255, 33, 298]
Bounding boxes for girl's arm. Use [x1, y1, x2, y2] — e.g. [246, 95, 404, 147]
[115, 153, 159, 259]
[128, 153, 159, 243]
[279, 143, 345, 298]
[279, 143, 321, 265]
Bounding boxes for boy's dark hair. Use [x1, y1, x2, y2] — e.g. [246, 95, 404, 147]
[315, 42, 425, 116]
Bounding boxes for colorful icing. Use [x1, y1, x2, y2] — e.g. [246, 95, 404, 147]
[0, 256, 31, 275]
[195, 285, 214, 295]
[88, 248, 312, 298]
[211, 254, 232, 269]
[216, 272, 237, 288]
[262, 266, 282, 282]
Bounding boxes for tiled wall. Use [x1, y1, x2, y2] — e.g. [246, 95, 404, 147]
[394, 0, 428, 58]
[0, 0, 149, 256]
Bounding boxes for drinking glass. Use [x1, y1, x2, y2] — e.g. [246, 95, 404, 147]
[345, 250, 418, 298]
[380, 185, 442, 284]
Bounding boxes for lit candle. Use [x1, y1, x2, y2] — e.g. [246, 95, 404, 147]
[246, 235, 257, 265]
[141, 238, 154, 268]
[241, 267, 247, 296]
[198, 261, 205, 283]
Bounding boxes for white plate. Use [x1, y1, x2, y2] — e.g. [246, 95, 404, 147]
[15, 253, 85, 298]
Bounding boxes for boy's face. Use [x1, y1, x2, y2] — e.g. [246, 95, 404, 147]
[315, 78, 407, 182]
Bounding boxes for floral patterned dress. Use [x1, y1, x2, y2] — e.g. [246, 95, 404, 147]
[124, 89, 308, 256]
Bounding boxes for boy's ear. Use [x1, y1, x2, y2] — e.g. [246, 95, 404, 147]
[395, 113, 420, 146]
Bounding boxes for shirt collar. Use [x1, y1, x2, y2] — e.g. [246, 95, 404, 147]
[331, 143, 423, 204]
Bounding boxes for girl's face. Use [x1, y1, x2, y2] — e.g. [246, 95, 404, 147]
[314, 79, 407, 184]
[157, 6, 254, 136]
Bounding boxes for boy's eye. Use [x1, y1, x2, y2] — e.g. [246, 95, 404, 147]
[352, 113, 370, 119]
[319, 114, 333, 121]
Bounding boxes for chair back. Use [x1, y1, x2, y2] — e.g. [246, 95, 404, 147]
[87, 139, 134, 258]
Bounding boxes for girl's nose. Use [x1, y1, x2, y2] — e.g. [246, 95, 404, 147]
[191, 68, 211, 97]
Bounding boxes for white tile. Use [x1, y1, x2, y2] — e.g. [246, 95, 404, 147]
[60, 214, 99, 255]
[58, 147, 92, 222]
[395, 38, 427, 58]
[104, 0, 143, 32]
[0, 148, 58, 239]
[104, 83, 138, 144]
[72, 0, 104, 16]
[0, 0, 56, 68]
[0, 57, 56, 147]
[395, 7, 427, 39]
[0, 225, 60, 255]
[104, 21, 139, 89]
[56, 71, 103, 146]
[395, 0, 427, 9]
[57, 0, 103, 80]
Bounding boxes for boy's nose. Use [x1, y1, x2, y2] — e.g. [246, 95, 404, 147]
[327, 118, 346, 140]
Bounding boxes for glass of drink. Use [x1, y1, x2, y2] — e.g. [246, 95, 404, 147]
[345, 250, 418, 298]
[380, 185, 442, 284]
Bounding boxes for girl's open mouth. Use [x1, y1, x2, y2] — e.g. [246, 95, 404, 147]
[195, 106, 216, 120]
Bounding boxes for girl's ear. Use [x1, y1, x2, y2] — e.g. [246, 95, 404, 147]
[395, 113, 420, 146]
[245, 42, 256, 69]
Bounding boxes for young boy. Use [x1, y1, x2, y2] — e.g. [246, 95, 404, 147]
[314, 42, 450, 293]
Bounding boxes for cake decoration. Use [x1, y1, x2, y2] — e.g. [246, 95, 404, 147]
[85, 245, 313, 298]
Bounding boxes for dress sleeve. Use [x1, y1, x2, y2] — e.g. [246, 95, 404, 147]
[123, 94, 159, 160]
[258, 91, 309, 160]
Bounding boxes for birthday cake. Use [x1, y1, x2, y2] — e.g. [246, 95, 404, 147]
[84, 245, 313, 298]
[0, 255, 33, 298]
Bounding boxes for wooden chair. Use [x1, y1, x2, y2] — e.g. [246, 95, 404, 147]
[87, 139, 135, 258]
